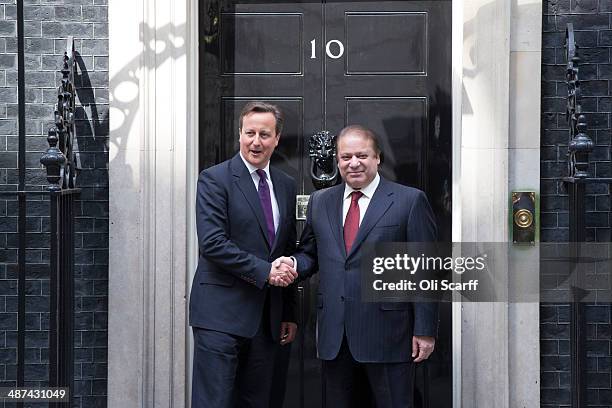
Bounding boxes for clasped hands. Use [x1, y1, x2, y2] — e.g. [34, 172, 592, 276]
[268, 256, 296, 287]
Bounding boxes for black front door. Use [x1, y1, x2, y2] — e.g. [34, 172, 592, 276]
[199, 1, 452, 407]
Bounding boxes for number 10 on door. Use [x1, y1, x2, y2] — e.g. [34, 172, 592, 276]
[310, 39, 345, 59]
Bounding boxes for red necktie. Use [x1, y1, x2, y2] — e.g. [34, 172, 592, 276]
[344, 191, 363, 253]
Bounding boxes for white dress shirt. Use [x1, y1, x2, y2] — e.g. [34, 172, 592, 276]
[239, 153, 280, 233]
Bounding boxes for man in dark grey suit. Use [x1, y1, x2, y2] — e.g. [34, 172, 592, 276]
[189, 102, 298, 408]
[276, 125, 438, 408]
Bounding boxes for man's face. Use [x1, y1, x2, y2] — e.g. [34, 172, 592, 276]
[337, 132, 380, 189]
[239, 112, 279, 168]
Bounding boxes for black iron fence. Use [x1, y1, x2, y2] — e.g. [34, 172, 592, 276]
[3, 1, 80, 402]
[563, 23, 612, 408]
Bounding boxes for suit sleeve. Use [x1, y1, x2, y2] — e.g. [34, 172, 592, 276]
[197, 170, 271, 289]
[282, 186, 298, 323]
[293, 191, 319, 281]
[408, 191, 439, 337]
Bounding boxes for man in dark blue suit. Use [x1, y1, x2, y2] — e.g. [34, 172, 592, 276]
[189, 102, 299, 408]
[278, 125, 438, 408]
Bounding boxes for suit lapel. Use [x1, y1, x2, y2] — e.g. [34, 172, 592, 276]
[326, 185, 347, 258]
[231, 155, 271, 250]
[347, 178, 394, 259]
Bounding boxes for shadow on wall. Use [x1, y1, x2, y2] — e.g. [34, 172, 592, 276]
[74, 52, 109, 189]
[107, 22, 187, 191]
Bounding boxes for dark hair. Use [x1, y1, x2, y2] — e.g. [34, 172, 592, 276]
[239, 101, 284, 135]
[336, 124, 381, 156]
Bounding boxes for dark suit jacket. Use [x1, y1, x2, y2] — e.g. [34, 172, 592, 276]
[189, 154, 297, 341]
[294, 177, 438, 362]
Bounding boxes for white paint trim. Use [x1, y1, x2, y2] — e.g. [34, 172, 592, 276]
[451, 1, 463, 405]
[185, 0, 199, 405]
[108, 0, 191, 404]
[108, 0, 147, 404]
[451, 1, 541, 407]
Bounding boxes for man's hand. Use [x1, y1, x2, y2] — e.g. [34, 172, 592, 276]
[268, 257, 297, 287]
[279, 322, 297, 345]
[275, 256, 294, 268]
[412, 335, 435, 363]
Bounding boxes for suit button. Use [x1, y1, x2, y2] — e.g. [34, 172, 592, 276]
[340, 296, 345, 302]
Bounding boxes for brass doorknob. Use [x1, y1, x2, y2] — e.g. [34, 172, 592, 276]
[514, 209, 533, 229]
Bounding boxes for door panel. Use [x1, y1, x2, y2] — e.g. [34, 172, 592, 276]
[345, 12, 427, 75]
[324, 2, 451, 205]
[199, 1, 452, 407]
[323, 4, 452, 407]
[200, 3, 325, 407]
[220, 13, 304, 75]
[199, 0, 323, 183]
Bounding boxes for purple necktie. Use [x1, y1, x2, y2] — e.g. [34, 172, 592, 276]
[256, 169, 275, 245]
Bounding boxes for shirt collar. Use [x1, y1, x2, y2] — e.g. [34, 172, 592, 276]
[239, 152, 271, 179]
[343, 173, 380, 200]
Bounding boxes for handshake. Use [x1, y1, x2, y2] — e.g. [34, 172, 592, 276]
[268, 256, 297, 287]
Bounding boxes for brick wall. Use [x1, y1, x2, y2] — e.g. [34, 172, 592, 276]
[0, 0, 108, 407]
[542, 1, 612, 407]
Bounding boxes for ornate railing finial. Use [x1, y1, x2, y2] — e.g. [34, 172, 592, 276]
[565, 24, 593, 179]
[569, 115, 593, 178]
[41, 36, 78, 190]
[40, 128, 65, 191]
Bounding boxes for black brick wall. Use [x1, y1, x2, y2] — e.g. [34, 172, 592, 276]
[542, 1, 612, 407]
[0, 1, 108, 407]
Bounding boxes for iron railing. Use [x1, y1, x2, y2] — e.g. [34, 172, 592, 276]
[563, 23, 612, 408]
[10, 3, 80, 402]
[42, 37, 80, 404]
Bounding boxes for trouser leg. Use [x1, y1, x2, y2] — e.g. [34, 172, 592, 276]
[192, 327, 242, 408]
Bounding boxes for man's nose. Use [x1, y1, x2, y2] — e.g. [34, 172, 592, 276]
[348, 156, 360, 167]
[252, 134, 262, 145]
